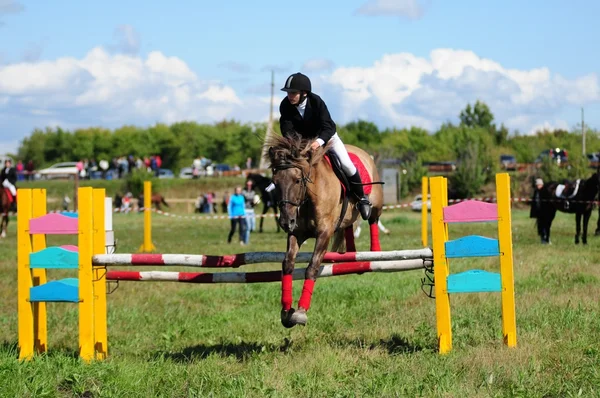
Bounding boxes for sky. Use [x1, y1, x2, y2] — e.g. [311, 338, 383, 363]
[1, 0, 599, 154]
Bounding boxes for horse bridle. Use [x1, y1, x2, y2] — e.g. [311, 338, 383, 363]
[272, 163, 313, 211]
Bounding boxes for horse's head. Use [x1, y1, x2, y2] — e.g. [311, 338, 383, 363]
[265, 134, 324, 232]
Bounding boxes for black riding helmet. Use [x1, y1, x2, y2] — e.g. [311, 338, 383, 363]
[281, 73, 311, 93]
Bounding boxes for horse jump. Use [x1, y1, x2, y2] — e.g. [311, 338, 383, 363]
[17, 186, 430, 362]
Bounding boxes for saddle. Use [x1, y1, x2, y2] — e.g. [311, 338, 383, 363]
[555, 179, 580, 199]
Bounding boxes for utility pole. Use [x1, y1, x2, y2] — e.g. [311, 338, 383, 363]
[259, 70, 275, 170]
[582, 108, 586, 156]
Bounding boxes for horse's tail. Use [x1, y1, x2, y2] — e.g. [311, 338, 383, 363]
[161, 196, 169, 207]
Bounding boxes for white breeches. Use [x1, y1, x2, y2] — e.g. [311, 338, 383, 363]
[2, 179, 16, 196]
[329, 133, 357, 176]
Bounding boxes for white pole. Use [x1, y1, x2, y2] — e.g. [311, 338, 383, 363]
[104, 197, 115, 254]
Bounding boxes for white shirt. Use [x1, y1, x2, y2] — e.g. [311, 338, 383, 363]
[296, 97, 307, 118]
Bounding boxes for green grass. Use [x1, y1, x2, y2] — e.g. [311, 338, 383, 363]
[1, 207, 599, 397]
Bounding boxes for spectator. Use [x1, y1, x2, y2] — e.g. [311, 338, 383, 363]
[16, 160, 24, 181]
[246, 157, 253, 170]
[25, 160, 34, 181]
[530, 178, 548, 243]
[227, 186, 247, 245]
[242, 180, 257, 244]
[221, 191, 230, 214]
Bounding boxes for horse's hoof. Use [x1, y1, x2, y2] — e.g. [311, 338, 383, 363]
[289, 308, 308, 326]
[281, 309, 296, 329]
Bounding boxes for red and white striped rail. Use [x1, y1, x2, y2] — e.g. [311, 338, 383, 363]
[93, 248, 433, 268]
[105, 259, 431, 284]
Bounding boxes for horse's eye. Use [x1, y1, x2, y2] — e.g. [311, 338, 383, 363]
[296, 179, 300, 184]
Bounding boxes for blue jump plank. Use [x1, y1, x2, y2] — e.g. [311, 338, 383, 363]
[30, 247, 79, 269]
[29, 278, 79, 302]
[61, 212, 78, 218]
[445, 235, 500, 258]
[447, 270, 501, 293]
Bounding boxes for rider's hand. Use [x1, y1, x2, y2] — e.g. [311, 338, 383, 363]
[310, 141, 321, 150]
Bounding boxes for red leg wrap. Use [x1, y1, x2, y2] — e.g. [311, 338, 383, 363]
[370, 223, 381, 251]
[281, 274, 293, 311]
[298, 279, 315, 310]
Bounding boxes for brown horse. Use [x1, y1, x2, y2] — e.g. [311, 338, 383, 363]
[266, 134, 383, 328]
[139, 193, 170, 211]
[0, 189, 10, 238]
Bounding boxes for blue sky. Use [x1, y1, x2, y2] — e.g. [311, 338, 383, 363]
[1, 0, 599, 153]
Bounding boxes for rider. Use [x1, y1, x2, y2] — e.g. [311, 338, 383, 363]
[279, 72, 372, 220]
[1, 159, 17, 203]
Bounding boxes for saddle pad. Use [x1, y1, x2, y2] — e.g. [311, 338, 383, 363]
[324, 152, 373, 195]
[3, 188, 14, 204]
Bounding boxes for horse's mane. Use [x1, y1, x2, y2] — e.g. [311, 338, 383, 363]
[263, 133, 330, 170]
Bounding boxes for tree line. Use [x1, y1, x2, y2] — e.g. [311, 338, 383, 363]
[12, 101, 599, 197]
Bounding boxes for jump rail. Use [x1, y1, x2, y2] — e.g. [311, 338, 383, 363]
[93, 248, 433, 268]
[105, 259, 431, 284]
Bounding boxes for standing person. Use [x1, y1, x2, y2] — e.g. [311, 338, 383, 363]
[16, 160, 24, 181]
[530, 178, 549, 243]
[25, 160, 34, 181]
[227, 186, 247, 245]
[242, 180, 257, 244]
[221, 191, 230, 214]
[279, 72, 372, 220]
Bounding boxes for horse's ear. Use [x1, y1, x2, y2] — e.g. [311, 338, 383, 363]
[291, 147, 298, 158]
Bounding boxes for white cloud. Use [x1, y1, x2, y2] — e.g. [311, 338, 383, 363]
[0, 47, 247, 150]
[302, 58, 334, 72]
[0, 45, 598, 152]
[356, 0, 425, 20]
[318, 48, 599, 134]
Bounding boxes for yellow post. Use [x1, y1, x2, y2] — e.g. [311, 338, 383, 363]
[496, 173, 517, 348]
[17, 189, 34, 360]
[78, 187, 95, 362]
[138, 181, 156, 252]
[31, 189, 48, 354]
[421, 176, 429, 247]
[430, 176, 453, 354]
[92, 189, 108, 359]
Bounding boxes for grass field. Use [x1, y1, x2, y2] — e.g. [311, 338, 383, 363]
[0, 206, 599, 397]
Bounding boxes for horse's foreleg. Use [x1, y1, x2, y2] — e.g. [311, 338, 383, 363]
[290, 231, 330, 326]
[274, 206, 281, 233]
[259, 204, 267, 233]
[0, 215, 7, 238]
[583, 210, 592, 245]
[575, 213, 582, 244]
[281, 233, 300, 328]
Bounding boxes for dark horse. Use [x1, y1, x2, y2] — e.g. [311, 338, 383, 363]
[537, 169, 600, 244]
[266, 134, 383, 328]
[245, 173, 281, 233]
[0, 188, 11, 238]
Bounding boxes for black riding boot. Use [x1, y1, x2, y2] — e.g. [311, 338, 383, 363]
[348, 171, 372, 220]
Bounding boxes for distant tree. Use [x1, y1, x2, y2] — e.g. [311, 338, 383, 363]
[460, 100, 494, 129]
